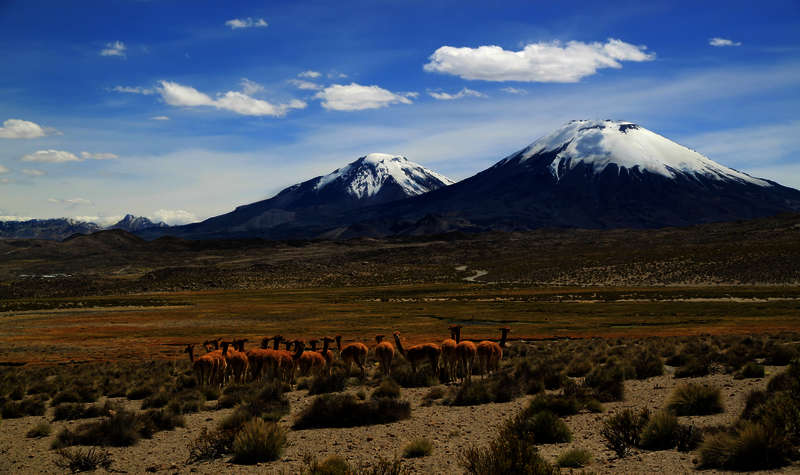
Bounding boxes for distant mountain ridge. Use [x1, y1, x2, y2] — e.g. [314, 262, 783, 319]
[0, 214, 166, 241]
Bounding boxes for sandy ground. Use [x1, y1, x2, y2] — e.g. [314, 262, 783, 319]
[2, 365, 799, 474]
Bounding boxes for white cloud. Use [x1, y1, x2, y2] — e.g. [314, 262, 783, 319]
[288, 79, 322, 90]
[424, 38, 654, 82]
[21, 169, 45, 176]
[157, 80, 306, 117]
[0, 119, 49, 139]
[100, 41, 126, 57]
[680, 121, 800, 168]
[709, 37, 742, 47]
[0, 165, 8, 174]
[225, 17, 268, 29]
[150, 116, 170, 121]
[299, 70, 321, 79]
[112, 85, 154, 95]
[150, 209, 198, 225]
[314, 83, 415, 111]
[159, 81, 215, 107]
[501, 87, 528, 95]
[0, 215, 33, 221]
[428, 87, 486, 100]
[80, 152, 119, 160]
[48, 197, 93, 206]
[72, 215, 122, 226]
[240, 78, 264, 95]
[21, 150, 81, 163]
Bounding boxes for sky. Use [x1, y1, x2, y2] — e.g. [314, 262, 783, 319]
[1, 0, 798, 225]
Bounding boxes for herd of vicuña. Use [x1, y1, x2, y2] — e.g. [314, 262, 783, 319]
[184, 326, 510, 388]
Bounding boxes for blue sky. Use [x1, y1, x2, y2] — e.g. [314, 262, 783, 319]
[1, 0, 798, 224]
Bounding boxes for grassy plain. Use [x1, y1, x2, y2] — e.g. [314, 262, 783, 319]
[2, 283, 800, 365]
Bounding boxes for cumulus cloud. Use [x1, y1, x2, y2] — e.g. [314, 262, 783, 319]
[424, 38, 654, 82]
[428, 87, 486, 100]
[225, 17, 268, 29]
[48, 197, 93, 206]
[100, 41, 126, 57]
[0, 215, 33, 221]
[80, 152, 119, 160]
[0, 165, 8, 174]
[501, 86, 528, 95]
[0, 119, 49, 139]
[21, 150, 81, 163]
[157, 80, 306, 117]
[21, 169, 45, 176]
[240, 78, 264, 95]
[288, 79, 322, 90]
[314, 83, 415, 111]
[150, 209, 199, 225]
[299, 70, 321, 79]
[112, 85, 154, 95]
[709, 37, 742, 47]
[150, 116, 170, 121]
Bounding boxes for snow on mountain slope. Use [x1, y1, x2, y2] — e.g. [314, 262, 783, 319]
[501, 120, 769, 186]
[315, 153, 454, 198]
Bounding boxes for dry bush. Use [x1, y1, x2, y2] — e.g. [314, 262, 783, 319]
[668, 383, 724, 416]
[54, 448, 112, 473]
[294, 394, 411, 429]
[556, 448, 592, 468]
[402, 438, 433, 458]
[600, 408, 649, 458]
[231, 418, 286, 464]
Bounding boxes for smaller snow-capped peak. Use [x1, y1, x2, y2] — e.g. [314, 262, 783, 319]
[315, 153, 455, 199]
[505, 120, 770, 186]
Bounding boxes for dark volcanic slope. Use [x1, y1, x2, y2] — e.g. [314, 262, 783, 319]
[351, 120, 800, 234]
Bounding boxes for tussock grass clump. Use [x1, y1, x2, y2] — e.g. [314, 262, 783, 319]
[639, 410, 679, 450]
[525, 410, 572, 444]
[52, 408, 183, 448]
[390, 363, 437, 388]
[763, 343, 797, 366]
[402, 438, 433, 458]
[583, 364, 625, 402]
[187, 427, 235, 463]
[633, 352, 664, 379]
[308, 371, 347, 395]
[294, 394, 411, 429]
[526, 394, 580, 417]
[231, 418, 286, 464]
[26, 421, 52, 438]
[445, 371, 522, 406]
[673, 357, 711, 378]
[125, 385, 155, 401]
[735, 362, 765, 379]
[556, 448, 592, 468]
[303, 455, 409, 474]
[668, 383, 723, 416]
[371, 378, 401, 400]
[600, 408, 649, 458]
[55, 448, 113, 473]
[699, 423, 789, 470]
[166, 389, 205, 414]
[141, 390, 171, 409]
[422, 387, 444, 405]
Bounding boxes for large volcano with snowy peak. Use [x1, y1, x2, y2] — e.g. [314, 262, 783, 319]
[142, 153, 453, 239]
[350, 120, 800, 232]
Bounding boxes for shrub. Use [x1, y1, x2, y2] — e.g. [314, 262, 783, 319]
[556, 448, 592, 468]
[675, 424, 703, 452]
[126, 385, 155, 400]
[304, 455, 351, 474]
[54, 448, 113, 473]
[600, 408, 649, 458]
[422, 387, 444, 405]
[187, 427, 235, 463]
[446, 380, 493, 406]
[525, 411, 571, 444]
[141, 390, 171, 409]
[526, 394, 580, 417]
[403, 438, 433, 458]
[566, 358, 592, 377]
[372, 379, 401, 400]
[140, 408, 185, 434]
[51, 408, 182, 448]
[308, 371, 347, 395]
[231, 418, 286, 464]
[699, 423, 789, 470]
[294, 394, 411, 429]
[639, 410, 679, 450]
[668, 383, 724, 416]
[583, 365, 624, 402]
[764, 344, 797, 366]
[633, 352, 664, 379]
[674, 357, 710, 378]
[1, 397, 46, 418]
[26, 422, 52, 438]
[390, 363, 437, 388]
[166, 390, 205, 414]
[52, 388, 97, 405]
[459, 423, 558, 475]
[735, 362, 765, 379]
[53, 403, 102, 421]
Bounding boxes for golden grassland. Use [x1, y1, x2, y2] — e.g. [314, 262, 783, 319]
[2, 283, 800, 365]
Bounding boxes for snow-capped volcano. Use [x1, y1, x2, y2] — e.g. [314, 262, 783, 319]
[498, 120, 769, 186]
[315, 153, 454, 198]
[141, 153, 453, 239]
